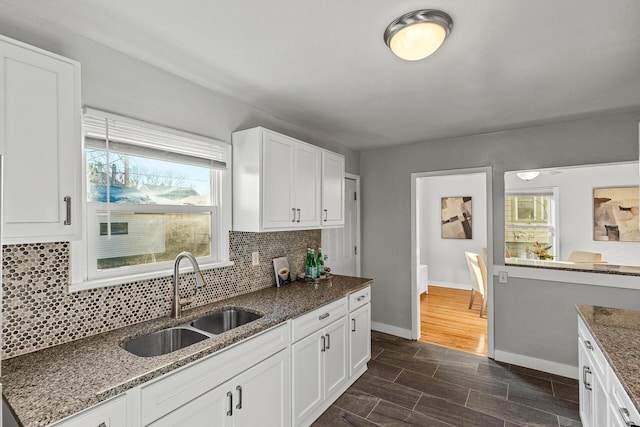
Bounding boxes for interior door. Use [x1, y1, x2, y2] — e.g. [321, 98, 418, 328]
[322, 177, 358, 275]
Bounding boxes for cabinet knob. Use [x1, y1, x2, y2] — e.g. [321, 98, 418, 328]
[98, 423, 107, 427]
[585, 340, 594, 350]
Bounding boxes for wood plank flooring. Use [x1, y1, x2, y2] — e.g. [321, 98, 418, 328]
[420, 286, 488, 356]
[312, 331, 582, 427]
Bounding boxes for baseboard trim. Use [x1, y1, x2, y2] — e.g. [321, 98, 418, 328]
[371, 321, 412, 340]
[494, 350, 578, 379]
[428, 281, 472, 291]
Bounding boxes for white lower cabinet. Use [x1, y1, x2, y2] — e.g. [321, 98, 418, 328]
[150, 349, 289, 427]
[292, 316, 348, 425]
[578, 316, 640, 427]
[349, 303, 371, 376]
[49, 395, 126, 427]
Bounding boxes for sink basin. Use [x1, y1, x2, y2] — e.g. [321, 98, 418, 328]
[121, 327, 209, 357]
[191, 308, 262, 335]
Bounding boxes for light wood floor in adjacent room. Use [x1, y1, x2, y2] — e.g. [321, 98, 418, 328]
[420, 286, 488, 356]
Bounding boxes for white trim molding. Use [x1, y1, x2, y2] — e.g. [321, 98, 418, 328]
[494, 349, 578, 379]
[371, 321, 412, 340]
[495, 265, 640, 290]
[428, 281, 472, 291]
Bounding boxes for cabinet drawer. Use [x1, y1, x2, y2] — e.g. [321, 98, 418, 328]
[292, 298, 348, 342]
[349, 286, 370, 311]
[140, 323, 289, 426]
[610, 368, 640, 427]
[50, 395, 126, 427]
[578, 317, 606, 378]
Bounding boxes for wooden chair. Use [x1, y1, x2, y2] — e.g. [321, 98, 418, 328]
[465, 251, 488, 317]
[567, 251, 603, 263]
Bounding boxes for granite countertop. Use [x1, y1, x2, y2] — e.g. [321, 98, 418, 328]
[2, 275, 373, 427]
[506, 257, 640, 276]
[576, 304, 640, 412]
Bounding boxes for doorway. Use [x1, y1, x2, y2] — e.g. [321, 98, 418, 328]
[410, 167, 494, 358]
[322, 173, 360, 276]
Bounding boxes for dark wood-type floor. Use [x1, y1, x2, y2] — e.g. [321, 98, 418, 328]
[312, 331, 581, 427]
[420, 286, 488, 356]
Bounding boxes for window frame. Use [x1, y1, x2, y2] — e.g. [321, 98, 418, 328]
[505, 188, 559, 259]
[70, 109, 233, 292]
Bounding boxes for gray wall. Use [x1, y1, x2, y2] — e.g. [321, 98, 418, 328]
[0, 10, 360, 174]
[361, 111, 640, 367]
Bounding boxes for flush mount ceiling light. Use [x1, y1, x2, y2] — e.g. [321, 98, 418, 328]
[384, 9, 453, 61]
[516, 171, 541, 181]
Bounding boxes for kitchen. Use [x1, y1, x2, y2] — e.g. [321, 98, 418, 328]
[1, 1, 640, 426]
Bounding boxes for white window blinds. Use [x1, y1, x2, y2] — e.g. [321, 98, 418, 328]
[83, 107, 229, 169]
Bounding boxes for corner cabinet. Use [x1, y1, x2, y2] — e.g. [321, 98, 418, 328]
[578, 316, 640, 427]
[0, 35, 82, 244]
[232, 127, 344, 232]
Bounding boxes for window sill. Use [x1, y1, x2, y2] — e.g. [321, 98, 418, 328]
[69, 260, 235, 293]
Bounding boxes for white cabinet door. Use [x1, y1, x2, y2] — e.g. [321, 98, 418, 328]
[50, 395, 126, 427]
[349, 303, 371, 377]
[578, 338, 593, 427]
[149, 380, 232, 427]
[324, 316, 348, 397]
[292, 329, 324, 425]
[234, 350, 290, 427]
[261, 132, 295, 229]
[321, 150, 345, 227]
[0, 36, 81, 244]
[294, 143, 321, 228]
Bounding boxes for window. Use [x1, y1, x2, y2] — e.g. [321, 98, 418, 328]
[71, 109, 232, 291]
[505, 191, 556, 259]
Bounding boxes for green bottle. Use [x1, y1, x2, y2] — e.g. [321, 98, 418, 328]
[316, 247, 324, 276]
[310, 249, 318, 278]
[305, 248, 313, 279]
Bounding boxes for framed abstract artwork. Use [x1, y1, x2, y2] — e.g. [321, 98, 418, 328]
[593, 186, 639, 241]
[441, 196, 472, 239]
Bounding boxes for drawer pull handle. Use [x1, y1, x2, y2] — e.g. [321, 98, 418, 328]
[227, 391, 233, 416]
[64, 196, 72, 225]
[321, 335, 326, 352]
[583, 366, 592, 391]
[297, 208, 301, 222]
[352, 318, 356, 332]
[292, 208, 296, 222]
[325, 333, 330, 350]
[319, 312, 330, 320]
[356, 295, 366, 302]
[619, 407, 640, 426]
[585, 340, 594, 350]
[324, 209, 328, 221]
[236, 385, 243, 410]
[98, 423, 107, 427]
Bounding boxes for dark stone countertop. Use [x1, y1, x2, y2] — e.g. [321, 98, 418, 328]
[506, 257, 640, 276]
[1, 275, 373, 427]
[576, 304, 640, 413]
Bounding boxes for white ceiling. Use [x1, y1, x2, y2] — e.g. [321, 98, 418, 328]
[2, 0, 640, 150]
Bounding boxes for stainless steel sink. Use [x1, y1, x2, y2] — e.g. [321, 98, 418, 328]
[120, 327, 209, 357]
[191, 308, 262, 335]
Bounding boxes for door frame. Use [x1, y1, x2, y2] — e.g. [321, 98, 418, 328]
[346, 173, 361, 277]
[410, 166, 494, 358]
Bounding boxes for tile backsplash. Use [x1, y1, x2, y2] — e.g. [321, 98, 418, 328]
[1, 230, 320, 359]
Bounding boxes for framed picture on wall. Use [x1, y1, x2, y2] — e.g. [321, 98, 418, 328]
[593, 186, 640, 241]
[441, 196, 472, 239]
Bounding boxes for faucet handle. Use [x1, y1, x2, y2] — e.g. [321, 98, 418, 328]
[179, 297, 194, 307]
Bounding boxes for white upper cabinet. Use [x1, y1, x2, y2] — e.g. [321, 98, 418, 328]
[233, 127, 343, 232]
[0, 35, 81, 244]
[321, 150, 345, 227]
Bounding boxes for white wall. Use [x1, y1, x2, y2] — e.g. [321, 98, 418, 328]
[505, 162, 640, 265]
[419, 173, 487, 289]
